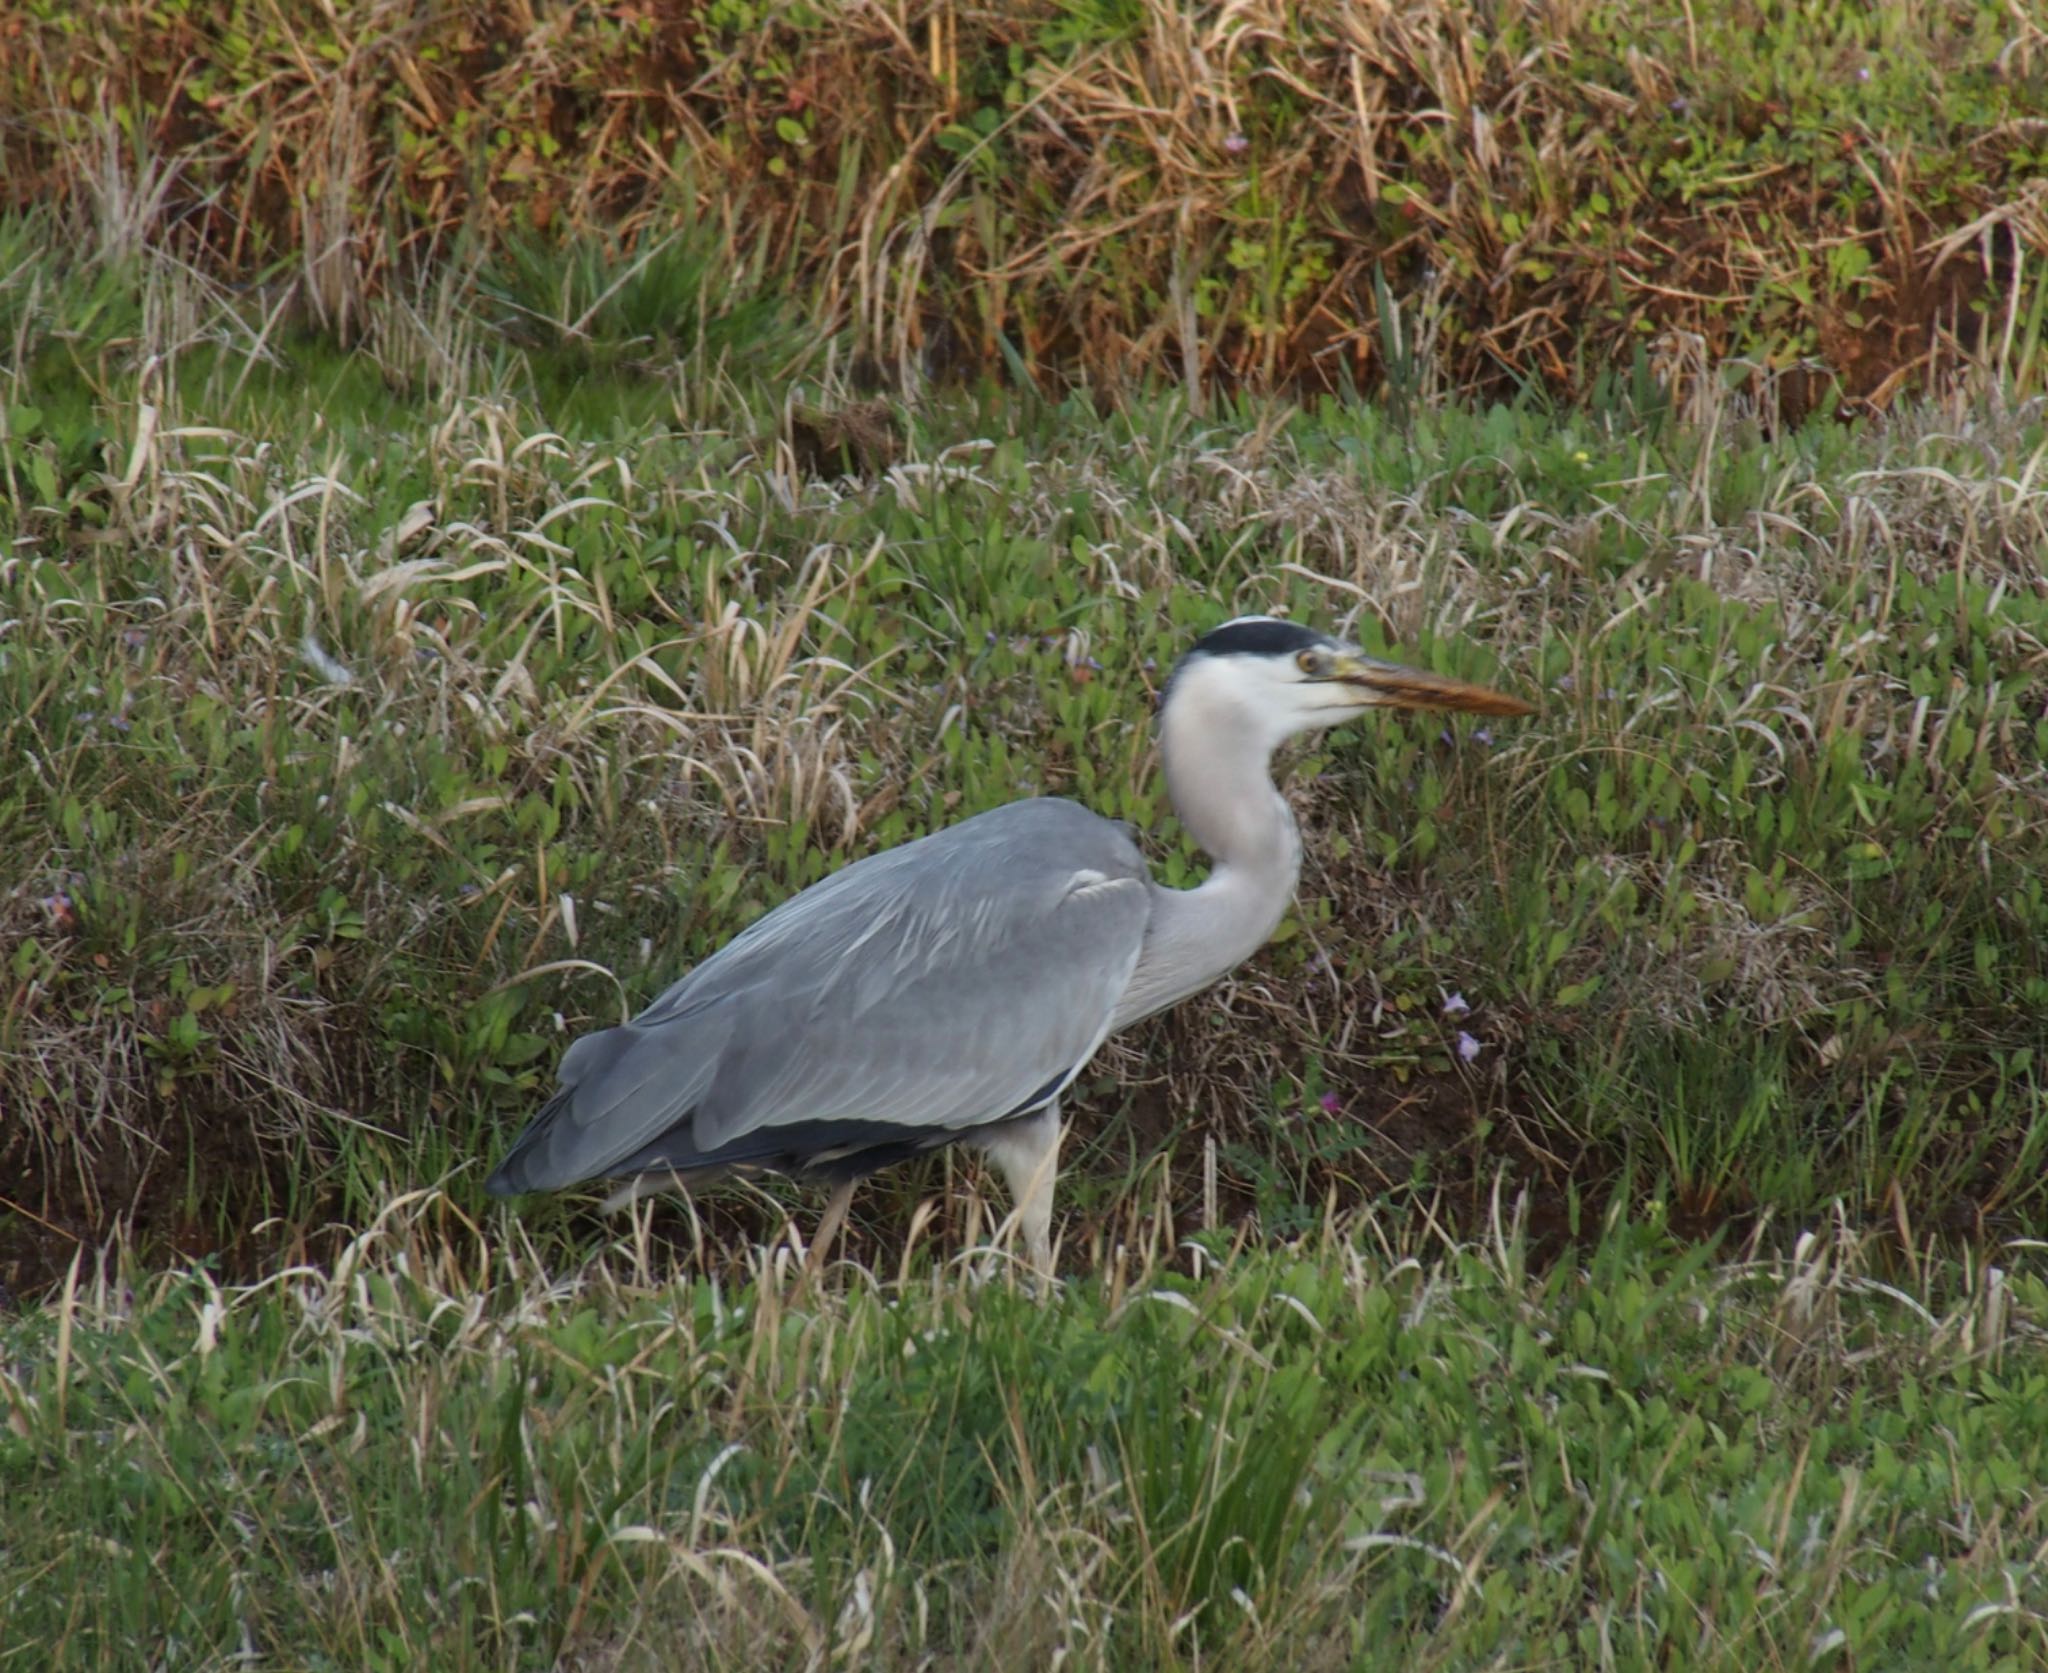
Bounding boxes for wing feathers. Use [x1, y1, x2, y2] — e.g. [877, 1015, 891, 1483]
[483, 1001, 734, 1194]
[487, 798, 1153, 1196]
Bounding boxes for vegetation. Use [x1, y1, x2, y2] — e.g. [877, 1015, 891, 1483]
[4, 182, 2045, 1275]
[2, 2, 2046, 1664]
[4, 1202, 2045, 1667]
[4, 0, 2045, 402]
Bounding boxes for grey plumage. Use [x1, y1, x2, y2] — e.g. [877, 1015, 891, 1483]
[485, 616, 1533, 1275]
[486, 800, 1148, 1196]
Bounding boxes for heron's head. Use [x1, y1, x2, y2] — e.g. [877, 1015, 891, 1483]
[1162, 616, 1533, 748]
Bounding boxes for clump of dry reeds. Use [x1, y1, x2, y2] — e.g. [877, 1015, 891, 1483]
[7, 0, 2045, 405]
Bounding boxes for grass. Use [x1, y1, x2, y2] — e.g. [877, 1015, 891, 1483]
[3, 197, 2048, 1283]
[2, 13, 2046, 1661]
[2, 1200, 2044, 1668]
[5, 1, 2046, 402]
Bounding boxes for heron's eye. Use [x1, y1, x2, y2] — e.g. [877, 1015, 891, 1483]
[1296, 650, 1323, 677]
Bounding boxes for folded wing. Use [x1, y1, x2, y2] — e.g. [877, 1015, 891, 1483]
[484, 799, 1153, 1196]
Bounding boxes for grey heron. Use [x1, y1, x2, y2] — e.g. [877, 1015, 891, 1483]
[485, 616, 1532, 1274]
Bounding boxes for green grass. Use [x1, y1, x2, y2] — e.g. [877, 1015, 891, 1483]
[3, 108, 2048, 1672]
[5, 209, 2047, 1275]
[2, 1202, 2044, 1668]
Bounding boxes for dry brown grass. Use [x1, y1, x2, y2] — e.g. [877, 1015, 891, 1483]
[8, 1, 2045, 405]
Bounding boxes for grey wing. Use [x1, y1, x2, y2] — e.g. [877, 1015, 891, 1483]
[484, 800, 1152, 1195]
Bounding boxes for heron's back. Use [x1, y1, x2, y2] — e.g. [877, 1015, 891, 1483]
[484, 797, 1152, 1195]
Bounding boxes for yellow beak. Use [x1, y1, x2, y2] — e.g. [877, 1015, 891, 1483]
[1329, 651, 1536, 717]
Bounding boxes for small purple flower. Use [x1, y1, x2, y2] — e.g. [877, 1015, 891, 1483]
[1472, 727, 1493, 746]
[1857, 66, 1870, 81]
[1456, 1031, 1483, 1063]
[1084, 656, 1102, 671]
[1319, 1091, 1342, 1114]
[1442, 991, 1470, 1018]
[1224, 132, 1249, 156]
[1555, 674, 1575, 693]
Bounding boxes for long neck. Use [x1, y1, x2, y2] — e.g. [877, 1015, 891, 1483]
[1113, 687, 1302, 1027]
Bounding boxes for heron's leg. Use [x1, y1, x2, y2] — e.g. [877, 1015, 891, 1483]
[806, 1177, 858, 1276]
[977, 1103, 1062, 1282]
[600, 1172, 678, 1214]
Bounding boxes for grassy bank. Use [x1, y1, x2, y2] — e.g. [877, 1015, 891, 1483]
[3, 1203, 2044, 1668]
[5, 9, 2046, 1666]
[4, 202, 2048, 1282]
[5, 1, 2045, 402]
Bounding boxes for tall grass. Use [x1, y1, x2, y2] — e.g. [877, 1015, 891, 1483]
[2, 1196, 2043, 1668]
[3, 205, 2045, 1286]
[5, 1, 2045, 403]
[4, 15, 2045, 1665]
